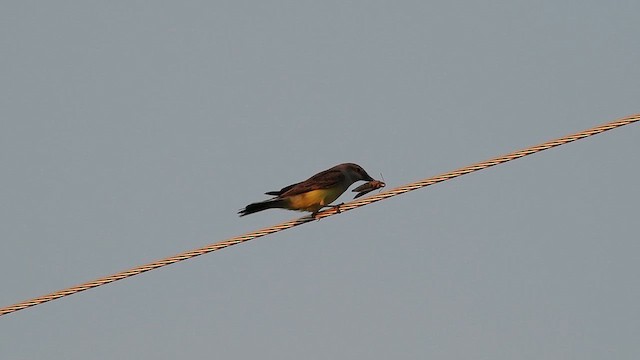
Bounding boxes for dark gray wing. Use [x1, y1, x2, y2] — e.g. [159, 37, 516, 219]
[265, 182, 300, 196]
[278, 168, 345, 197]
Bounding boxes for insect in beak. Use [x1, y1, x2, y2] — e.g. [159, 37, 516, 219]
[352, 178, 386, 199]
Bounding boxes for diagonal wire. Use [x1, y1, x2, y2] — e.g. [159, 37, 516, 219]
[1, 113, 638, 317]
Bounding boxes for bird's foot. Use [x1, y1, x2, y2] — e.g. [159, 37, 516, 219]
[328, 203, 344, 214]
[311, 203, 344, 220]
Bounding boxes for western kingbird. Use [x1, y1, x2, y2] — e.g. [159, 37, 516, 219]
[238, 163, 374, 217]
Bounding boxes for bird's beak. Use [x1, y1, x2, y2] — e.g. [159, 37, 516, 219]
[363, 173, 374, 182]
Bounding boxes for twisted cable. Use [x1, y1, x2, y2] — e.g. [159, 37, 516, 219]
[1, 113, 638, 317]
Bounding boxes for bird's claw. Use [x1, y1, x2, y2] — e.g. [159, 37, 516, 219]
[332, 203, 344, 213]
[311, 203, 344, 220]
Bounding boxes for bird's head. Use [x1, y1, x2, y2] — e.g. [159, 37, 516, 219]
[340, 163, 374, 182]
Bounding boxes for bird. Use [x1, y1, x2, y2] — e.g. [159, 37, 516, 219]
[238, 163, 374, 217]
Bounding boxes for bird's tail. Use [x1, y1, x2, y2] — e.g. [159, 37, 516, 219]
[238, 198, 287, 216]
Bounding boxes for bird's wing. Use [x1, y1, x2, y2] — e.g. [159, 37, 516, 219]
[265, 182, 299, 196]
[279, 168, 346, 197]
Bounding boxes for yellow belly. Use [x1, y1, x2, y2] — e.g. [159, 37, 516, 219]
[284, 187, 345, 213]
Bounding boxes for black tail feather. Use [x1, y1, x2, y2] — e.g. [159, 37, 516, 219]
[238, 198, 286, 216]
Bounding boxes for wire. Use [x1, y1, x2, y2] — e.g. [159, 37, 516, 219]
[1, 113, 638, 317]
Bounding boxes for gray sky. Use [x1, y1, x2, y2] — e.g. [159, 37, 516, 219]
[1, 1, 639, 359]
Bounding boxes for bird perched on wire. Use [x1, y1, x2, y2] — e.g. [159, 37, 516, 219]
[239, 163, 375, 217]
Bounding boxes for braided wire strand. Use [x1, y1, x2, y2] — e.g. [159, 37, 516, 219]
[1, 113, 638, 317]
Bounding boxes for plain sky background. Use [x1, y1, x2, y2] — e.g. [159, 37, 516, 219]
[1, 1, 639, 359]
